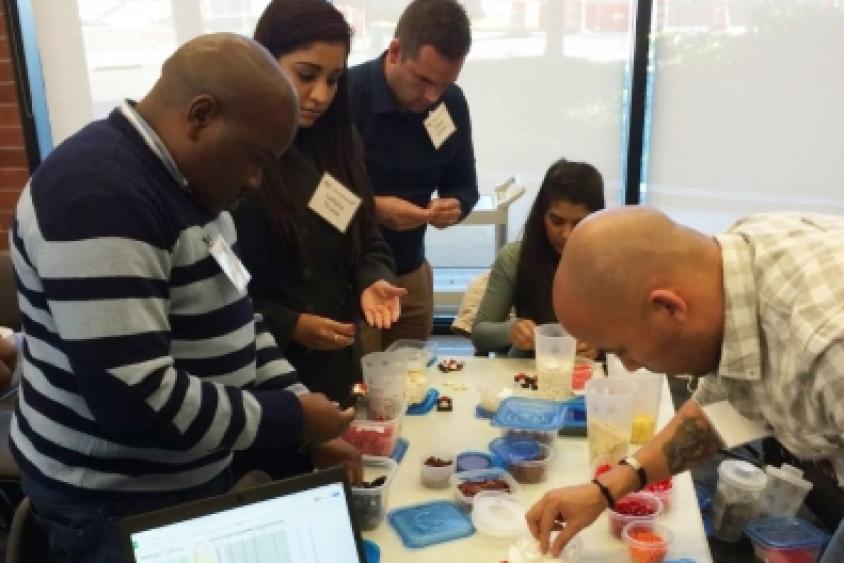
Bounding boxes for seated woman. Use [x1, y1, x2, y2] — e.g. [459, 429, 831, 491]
[471, 158, 605, 357]
[233, 0, 404, 410]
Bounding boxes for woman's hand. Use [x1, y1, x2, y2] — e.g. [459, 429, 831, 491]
[509, 318, 537, 351]
[360, 280, 407, 329]
[292, 313, 355, 350]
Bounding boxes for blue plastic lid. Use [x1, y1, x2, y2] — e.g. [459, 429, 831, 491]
[491, 396, 567, 430]
[390, 437, 409, 463]
[362, 539, 380, 563]
[745, 517, 828, 550]
[456, 450, 497, 472]
[407, 388, 439, 415]
[488, 437, 542, 464]
[388, 500, 474, 548]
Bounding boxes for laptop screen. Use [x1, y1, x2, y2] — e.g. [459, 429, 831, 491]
[123, 468, 364, 563]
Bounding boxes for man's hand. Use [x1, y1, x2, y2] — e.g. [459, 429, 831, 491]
[375, 196, 432, 231]
[292, 313, 355, 350]
[309, 437, 363, 486]
[526, 483, 607, 556]
[428, 197, 462, 229]
[360, 280, 407, 329]
[509, 318, 537, 351]
[298, 392, 355, 443]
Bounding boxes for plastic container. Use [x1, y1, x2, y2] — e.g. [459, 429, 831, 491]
[507, 533, 583, 562]
[758, 464, 813, 519]
[493, 396, 567, 439]
[607, 492, 663, 539]
[627, 372, 663, 444]
[385, 340, 436, 405]
[622, 521, 674, 563]
[534, 323, 576, 400]
[585, 377, 636, 468]
[571, 361, 595, 395]
[711, 460, 768, 542]
[489, 437, 554, 484]
[451, 467, 520, 510]
[643, 478, 674, 512]
[361, 351, 407, 420]
[420, 450, 455, 489]
[745, 517, 829, 563]
[385, 339, 437, 369]
[351, 455, 398, 531]
[343, 414, 402, 456]
[388, 500, 474, 548]
[456, 450, 499, 472]
[478, 383, 514, 414]
[471, 491, 528, 541]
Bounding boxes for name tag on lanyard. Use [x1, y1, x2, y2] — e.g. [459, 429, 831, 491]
[204, 234, 251, 295]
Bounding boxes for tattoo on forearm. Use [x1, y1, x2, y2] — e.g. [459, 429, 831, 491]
[663, 415, 723, 474]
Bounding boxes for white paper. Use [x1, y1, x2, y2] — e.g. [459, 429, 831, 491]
[206, 234, 251, 295]
[701, 400, 772, 449]
[307, 172, 361, 233]
[424, 102, 457, 150]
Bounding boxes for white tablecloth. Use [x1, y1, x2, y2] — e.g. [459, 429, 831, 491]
[361, 357, 713, 562]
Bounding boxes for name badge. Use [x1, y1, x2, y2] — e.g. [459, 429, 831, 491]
[308, 172, 362, 233]
[424, 102, 456, 150]
[205, 234, 251, 295]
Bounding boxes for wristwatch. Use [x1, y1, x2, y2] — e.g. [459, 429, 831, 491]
[619, 455, 647, 491]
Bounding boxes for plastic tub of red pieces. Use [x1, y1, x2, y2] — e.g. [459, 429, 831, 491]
[343, 415, 402, 457]
[622, 521, 674, 563]
[607, 491, 663, 539]
[450, 467, 519, 511]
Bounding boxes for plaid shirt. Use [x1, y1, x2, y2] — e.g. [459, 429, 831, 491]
[693, 213, 844, 485]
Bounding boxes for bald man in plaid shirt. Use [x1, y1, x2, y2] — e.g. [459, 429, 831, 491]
[526, 207, 844, 561]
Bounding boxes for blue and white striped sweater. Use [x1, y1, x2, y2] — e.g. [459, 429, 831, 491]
[10, 108, 306, 495]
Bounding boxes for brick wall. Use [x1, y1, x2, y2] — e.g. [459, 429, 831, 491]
[0, 6, 32, 250]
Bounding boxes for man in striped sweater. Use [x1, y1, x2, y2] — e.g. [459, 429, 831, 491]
[10, 33, 357, 562]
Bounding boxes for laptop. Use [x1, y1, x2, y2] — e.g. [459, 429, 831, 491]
[121, 466, 366, 563]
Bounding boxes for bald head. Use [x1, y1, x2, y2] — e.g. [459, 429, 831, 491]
[554, 206, 724, 376]
[151, 33, 297, 127]
[136, 33, 299, 212]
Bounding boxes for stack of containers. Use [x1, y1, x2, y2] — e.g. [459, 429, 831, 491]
[758, 464, 813, 519]
[343, 352, 406, 456]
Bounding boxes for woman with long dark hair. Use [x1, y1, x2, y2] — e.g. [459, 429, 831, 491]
[472, 158, 605, 357]
[233, 0, 404, 407]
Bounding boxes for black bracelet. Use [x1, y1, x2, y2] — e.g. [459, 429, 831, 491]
[619, 456, 648, 491]
[591, 478, 615, 509]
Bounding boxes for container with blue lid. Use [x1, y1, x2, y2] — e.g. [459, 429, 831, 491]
[492, 396, 567, 431]
[488, 437, 542, 464]
[745, 517, 828, 551]
[455, 450, 502, 472]
[388, 500, 474, 548]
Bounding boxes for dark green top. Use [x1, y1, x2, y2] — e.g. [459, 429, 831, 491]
[232, 141, 396, 406]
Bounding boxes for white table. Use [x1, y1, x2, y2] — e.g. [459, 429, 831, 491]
[362, 357, 713, 562]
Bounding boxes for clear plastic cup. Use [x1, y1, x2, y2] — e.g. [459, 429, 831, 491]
[508, 533, 583, 562]
[758, 464, 813, 519]
[420, 450, 455, 489]
[534, 323, 576, 401]
[351, 455, 398, 531]
[711, 460, 767, 542]
[361, 351, 407, 420]
[585, 377, 636, 468]
[628, 372, 663, 444]
[343, 415, 402, 456]
[607, 492, 663, 539]
[622, 521, 674, 563]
